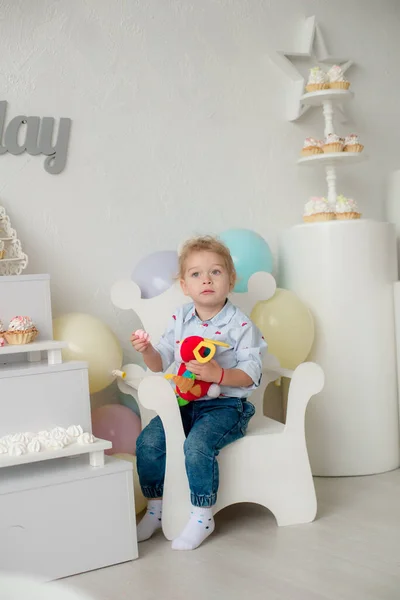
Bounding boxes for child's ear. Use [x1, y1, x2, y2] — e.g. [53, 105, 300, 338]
[180, 279, 189, 296]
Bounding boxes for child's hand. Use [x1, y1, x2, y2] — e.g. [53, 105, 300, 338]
[130, 329, 151, 354]
[186, 359, 223, 384]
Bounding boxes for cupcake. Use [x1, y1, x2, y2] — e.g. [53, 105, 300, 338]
[323, 133, 344, 153]
[327, 65, 350, 90]
[305, 67, 329, 93]
[301, 137, 323, 157]
[303, 197, 335, 223]
[335, 194, 361, 220]
[343, 134, 364, 153]
[5, 316, 38, 345]
[0, 319, 5, 347]
[0, 240, 4, 260]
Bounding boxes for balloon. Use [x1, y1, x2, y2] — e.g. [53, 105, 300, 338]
[53, 313, 123, 394]
[131, 250, 178, 298]
[91, 404, 141, 455]
[113, 453, 147, 514]
[219, 229, 273, 292]
[118, 390, 141, 417]
[251, 288, 314, 370]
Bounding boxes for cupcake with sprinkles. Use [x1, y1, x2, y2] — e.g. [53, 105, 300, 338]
[306, 67, 329, 92]
[301, 137, 323, 157]
[323, 133, 344, 153]
[303, 197, 335, 223]
[327, 65, 350, 90]
[343, 134, 364, 153]
[5, 316, 38, 345]
[335, 194, 361, 220]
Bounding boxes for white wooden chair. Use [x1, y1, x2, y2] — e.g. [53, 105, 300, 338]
[111, 272, 324, 540]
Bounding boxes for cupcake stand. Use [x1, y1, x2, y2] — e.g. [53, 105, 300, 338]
[279, 89, 400, 476]
[0, 274, 138, 580]
[0, 206, 28, 276]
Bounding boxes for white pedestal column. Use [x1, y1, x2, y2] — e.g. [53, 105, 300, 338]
[279, 220, 400, 476]
[386, 170, 400, 278]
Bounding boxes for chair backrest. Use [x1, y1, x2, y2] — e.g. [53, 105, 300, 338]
[111, 271, 277, 347]
[111, 271, 280, 423]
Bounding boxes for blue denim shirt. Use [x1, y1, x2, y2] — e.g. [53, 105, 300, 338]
[155, 300, 267, 399]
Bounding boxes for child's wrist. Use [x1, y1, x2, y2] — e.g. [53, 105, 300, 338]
[142, 344, 154, 356]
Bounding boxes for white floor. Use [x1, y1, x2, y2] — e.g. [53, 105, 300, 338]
[67, 471, 400, 600]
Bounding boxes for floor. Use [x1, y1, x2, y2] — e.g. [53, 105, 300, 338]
[67, 471, 400, 600]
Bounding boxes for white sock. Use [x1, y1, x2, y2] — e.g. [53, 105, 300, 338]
[137, 499, 162, 542]
[172, 506, 215, 551]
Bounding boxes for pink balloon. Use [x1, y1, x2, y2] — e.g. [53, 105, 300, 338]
[91, 404, 142, 455]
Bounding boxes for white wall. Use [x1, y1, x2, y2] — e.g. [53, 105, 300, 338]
[1, 0, 400, 400]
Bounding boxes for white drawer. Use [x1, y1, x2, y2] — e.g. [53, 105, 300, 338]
[0, 456, 138, 580]
[0, 362, 91, 436]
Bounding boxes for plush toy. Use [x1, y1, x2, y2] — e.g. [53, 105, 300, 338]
[165, 335, 229, 406]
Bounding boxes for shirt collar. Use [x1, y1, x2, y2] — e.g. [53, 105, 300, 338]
[184, 299, 236, 328]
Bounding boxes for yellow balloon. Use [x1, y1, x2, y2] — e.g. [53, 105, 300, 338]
[251, 288, 314, 370]
[113, 453, 147, 514]
[53, 313, 123, 394]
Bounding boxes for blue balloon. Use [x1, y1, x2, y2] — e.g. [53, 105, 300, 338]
[118, 390, 141, 417]
[132, 250, 178, 298]
[219, 229, 273, 293]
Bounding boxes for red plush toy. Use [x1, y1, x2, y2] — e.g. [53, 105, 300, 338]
[166, 335, 229, 406]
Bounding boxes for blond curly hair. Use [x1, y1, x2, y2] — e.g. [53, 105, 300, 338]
[178, 236, 237, 290]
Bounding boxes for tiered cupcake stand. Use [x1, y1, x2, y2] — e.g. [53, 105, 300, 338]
[0, 207, 28, 276]
[297, 88, 365, 207]
[279, 86, 400, 477]
[0, 274, 138, 581]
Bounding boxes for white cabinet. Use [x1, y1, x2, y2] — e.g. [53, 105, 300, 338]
[0, 457, 137, 581]
[0, 275, 138, 579]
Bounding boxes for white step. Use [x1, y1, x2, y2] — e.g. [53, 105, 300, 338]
[0, 456, 137, 581]
[0, 361, 91, 437]
[0, 438, 112, 469]
[0, 340, 67, 365]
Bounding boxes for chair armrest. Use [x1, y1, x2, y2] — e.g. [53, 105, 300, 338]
[263, 366, 294, 380]
[116, 363, 147, 393]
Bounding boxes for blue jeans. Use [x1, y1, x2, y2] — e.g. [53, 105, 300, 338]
[136, 397, 255, 507]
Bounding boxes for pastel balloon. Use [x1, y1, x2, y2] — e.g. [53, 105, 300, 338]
[219, 229, 273, 292]
[53, 313, 123, 394]
[91, 404, 141, 456]
[251, 288, 314, 370]
[132, 250, 178, 298]
[113, 453, 147, 514]
[118, 390, 141, 418]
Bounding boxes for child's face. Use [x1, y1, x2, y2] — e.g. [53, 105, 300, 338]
[180, 251, 231, 309]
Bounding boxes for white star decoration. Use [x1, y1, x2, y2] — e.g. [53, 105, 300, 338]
[270, 16, 353, 121]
